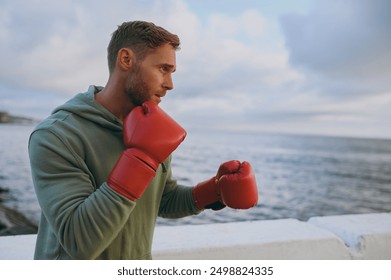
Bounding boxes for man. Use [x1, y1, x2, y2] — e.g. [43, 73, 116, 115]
[29, 21, 258, 260]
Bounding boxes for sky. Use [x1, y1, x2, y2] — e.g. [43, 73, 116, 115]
[1, 0, 390, 139]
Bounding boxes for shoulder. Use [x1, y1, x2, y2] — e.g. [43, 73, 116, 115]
[29, 109, 88, 164]
[30, 110, 76, 146]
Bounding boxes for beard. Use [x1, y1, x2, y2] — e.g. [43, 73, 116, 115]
[124, 64, 150, 106]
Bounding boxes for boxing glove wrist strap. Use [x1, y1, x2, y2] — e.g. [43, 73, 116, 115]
[107, 149, 158, 201]
[192, 177, 222, 210]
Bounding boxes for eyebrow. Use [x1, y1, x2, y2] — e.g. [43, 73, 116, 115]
[162, 63, 176, 73]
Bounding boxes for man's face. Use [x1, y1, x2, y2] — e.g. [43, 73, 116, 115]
[125, 43, 176, 106]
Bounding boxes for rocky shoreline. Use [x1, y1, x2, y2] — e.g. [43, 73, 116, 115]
[1, 112, 39, 235]
[0, 111, 37, 125]
[0, 187, 38, 236]
[0, 205, 38, 236]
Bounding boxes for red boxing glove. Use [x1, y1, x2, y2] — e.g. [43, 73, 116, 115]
[192, 160, 258, 210]
[123, 101, 187, 163]
[108, 101, 186, 200]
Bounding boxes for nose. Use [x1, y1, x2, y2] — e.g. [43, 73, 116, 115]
[163, 74, 174, 91]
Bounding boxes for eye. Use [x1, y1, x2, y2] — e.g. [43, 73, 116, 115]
[160, 65, 169, 72]
[160, 64, 175, 73]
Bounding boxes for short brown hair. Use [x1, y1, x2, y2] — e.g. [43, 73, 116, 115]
[107, 21, 180, 74]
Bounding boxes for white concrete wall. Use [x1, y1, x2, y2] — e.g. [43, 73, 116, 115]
[308, 213, 391, 259]
[0, 212, 390, 260]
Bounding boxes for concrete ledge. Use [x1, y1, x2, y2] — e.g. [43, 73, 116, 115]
[0, 213, 390, 260]
[152, 219, 351, 259]
[308, 213, 391, 259]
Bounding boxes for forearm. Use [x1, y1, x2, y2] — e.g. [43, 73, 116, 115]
[158, 185, 201, 218]
[50, 183, 135, 259]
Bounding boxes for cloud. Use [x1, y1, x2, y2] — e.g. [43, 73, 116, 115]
[280, 0, 391, 95]
[0, 0, 172, 94]
[1, 0, 390, 138]
[0, 0, 299, 111]
[161, 6, 303, 120]
[1, 0, 105, 94]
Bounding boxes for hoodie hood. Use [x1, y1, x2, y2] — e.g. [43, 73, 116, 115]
[52, 85, 122, 132]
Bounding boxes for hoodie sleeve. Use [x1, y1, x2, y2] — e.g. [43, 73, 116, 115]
[158, 158, 202, 218]
[29, 127, 136, 259]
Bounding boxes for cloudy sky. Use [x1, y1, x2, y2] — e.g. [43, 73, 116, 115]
[1, 0, 390, 139]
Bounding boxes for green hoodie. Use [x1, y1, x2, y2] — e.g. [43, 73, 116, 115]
[29, 85, 201, 260]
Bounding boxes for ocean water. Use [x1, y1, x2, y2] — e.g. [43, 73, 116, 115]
[1, 123, 391, 227]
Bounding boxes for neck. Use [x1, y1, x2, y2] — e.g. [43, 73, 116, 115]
[95, 75, 135, 121]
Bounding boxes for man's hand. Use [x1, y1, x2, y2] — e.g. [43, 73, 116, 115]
[108, 101, 186, 200]
[192, 160, 258, 210]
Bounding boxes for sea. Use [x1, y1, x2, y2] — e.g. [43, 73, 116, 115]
[1, 123, 391, 227]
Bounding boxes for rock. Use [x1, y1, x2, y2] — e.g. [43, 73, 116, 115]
[0, 204, 38, 236]
[0, 111, 37, 124]
[0, 226, 37, 236]
[0, 187, 10, 202]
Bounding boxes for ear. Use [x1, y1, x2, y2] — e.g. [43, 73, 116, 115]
[117, 48, 135, 71]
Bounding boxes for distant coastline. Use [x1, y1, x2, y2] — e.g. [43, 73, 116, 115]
[0, 187, 38, 236]
[0, 111, 38, 125]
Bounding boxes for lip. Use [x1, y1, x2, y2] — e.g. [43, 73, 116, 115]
[154, 93, 166, 104]
[152, 95, 161, 104]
